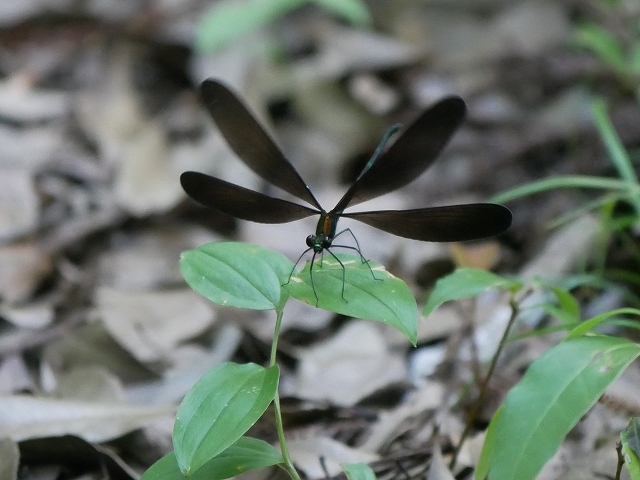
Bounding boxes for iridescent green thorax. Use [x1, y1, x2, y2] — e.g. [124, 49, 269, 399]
[306, 211, 339, 253]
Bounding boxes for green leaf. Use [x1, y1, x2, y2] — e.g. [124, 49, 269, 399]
[489, 175, 636, 204]
[141, 453, 186, 480]
[342, 462, 377, 480]
[622, 419, 640, 480]
[567, 307, 640, 338]
[195, 0, 307, 52]
[195, 0, 370, 51]
[484, 335, 640, 480]
[422, 268, 522, 318]
[142, 438, 283, 480]
[532, 286, 580, 326]
[630, 44, 640, 74]
[591, 99, 640, 216]
[627, 418, 640, 457]
[180, 242, 294, 311]
[311, 0, 372, 26]
[284, 253, 418, 344]
[575, 23, 627, 74]
[537, 304, 579, 327]
[173, 362, 280, 475]
[474, 405, 502, 480]
[548, 287, 580, 322]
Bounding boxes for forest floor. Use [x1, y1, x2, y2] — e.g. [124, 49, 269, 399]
[1, 0, 639, 479]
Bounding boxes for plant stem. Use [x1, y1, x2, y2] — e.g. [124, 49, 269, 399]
[269, 308, 283, 367]
[591, 99, 640, 217]
[274, 393, 301, 480]
[449, 294, 520, 469]
[490, 175, 640, 204]
[614, 441, 623, 480]
[270, 307, 302, 480]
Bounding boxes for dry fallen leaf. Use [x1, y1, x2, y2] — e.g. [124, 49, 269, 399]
[0, 242, 51, 305]
[0, 76, 69, 123]
[494, 2, 571, 55]
[76, 47, 183, 216]
[125, 324, 243, 405]
[0, 437, 19, 480]
[97, 225, 220, 291]
[0, 355, 33, 394]
[286, 436, 379, 478]
[0, 124, 65, 170]
[0, 169, 39, 241]
[426, 440, 455, 480]
[113, 121, 184, 215]
[1, 301, 54, 329]
[0, 395, 174, 442]
[96, 288, 215, 363]
[295, 320, 406, 406]
[41, 323, 154, 387]
[294, 23, 420, 81]
[51, 366, 125, 403]
[361, 382, 445, 452]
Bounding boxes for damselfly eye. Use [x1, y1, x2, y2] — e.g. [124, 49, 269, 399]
[306, 235, 314, 248]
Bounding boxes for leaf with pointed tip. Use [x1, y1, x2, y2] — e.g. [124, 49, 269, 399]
[342, 463, 377, 480]
[173, 362, 280, 475]
[621, 419, 640, 480]
[478, 335, 640, 480]
[142, 437, 283, 480]
[180, 242, 294, 310]
[423, 268, 522, 318]
[285, 253, 418, 344]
